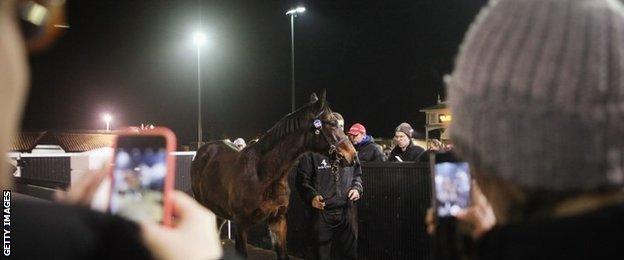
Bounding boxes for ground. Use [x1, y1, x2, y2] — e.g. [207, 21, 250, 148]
[220, 239, 303, 260]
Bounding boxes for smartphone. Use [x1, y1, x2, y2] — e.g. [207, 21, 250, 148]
[429, 152, 471, 217]
[108, 127, 176, 226]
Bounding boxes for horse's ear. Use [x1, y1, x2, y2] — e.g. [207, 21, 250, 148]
[310, 93, 318, 103]
[319, 89, 327, 108]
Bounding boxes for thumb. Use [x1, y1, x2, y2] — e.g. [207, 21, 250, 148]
[455, 208, 473, 221]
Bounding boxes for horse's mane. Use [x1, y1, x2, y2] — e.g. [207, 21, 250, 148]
[254, 101, 325, 152]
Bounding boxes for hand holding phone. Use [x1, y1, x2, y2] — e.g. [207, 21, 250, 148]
[109, 127, 176, 226]
[430, 152, 471, 217]
[455, 180, 496, 239]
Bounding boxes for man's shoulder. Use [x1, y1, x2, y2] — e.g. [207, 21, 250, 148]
[362, 141, 382, 151]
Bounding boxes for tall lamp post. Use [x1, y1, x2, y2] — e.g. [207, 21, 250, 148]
[285, 6, 305, 113]
[102, 113, 112, 132]
[193, 32, 207, 146]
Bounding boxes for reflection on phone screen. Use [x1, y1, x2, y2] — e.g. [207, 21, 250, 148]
[435, 162, 470, 217]
[109, 136, 167, 223]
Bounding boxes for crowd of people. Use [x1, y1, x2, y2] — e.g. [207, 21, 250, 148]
[3, 0, 624, 259]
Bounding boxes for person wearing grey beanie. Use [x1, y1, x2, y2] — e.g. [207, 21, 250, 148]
[436, 0, 624, 259]
[388, 122, 424, 162]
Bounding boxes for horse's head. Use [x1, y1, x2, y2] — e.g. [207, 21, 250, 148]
[305, 91, 357, 169]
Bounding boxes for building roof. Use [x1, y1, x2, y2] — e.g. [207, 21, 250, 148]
[10, 131, 47, 152]
[10, 131, 117, 153]
[52, 133, 116, 152]
[419, 102, 448, 112]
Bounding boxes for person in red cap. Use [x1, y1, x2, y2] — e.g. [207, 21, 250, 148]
[347, 123, 385, 162]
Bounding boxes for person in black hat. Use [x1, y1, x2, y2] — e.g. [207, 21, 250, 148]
[388, 122, 424, 162]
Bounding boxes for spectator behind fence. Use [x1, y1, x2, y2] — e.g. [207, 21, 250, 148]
[1, 1, 221, 259]
[388, 123, 424, 162]
[381, 144, 392, 160]
[440, 0, 624, 259]
[348, 123, 385, 162]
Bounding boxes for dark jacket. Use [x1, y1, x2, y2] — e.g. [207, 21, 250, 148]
[295, 152, 363, 210]
[389, 142, 424, 162]
[354, 135, 385, 162]
[476, 203, 624, 260]
[14, 199, 152, 259]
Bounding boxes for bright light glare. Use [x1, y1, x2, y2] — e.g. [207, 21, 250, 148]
[103, 113, 112, 123]
[286, 6, 306, 15]
[193, 32, 207, 46]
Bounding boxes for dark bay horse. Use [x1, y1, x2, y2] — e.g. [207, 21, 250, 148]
[191, 92, 357, 259]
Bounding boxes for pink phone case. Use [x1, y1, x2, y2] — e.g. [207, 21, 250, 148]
[108, 127, 176, 226]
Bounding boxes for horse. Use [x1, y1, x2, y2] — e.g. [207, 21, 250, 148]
[191, 92, 357, 259]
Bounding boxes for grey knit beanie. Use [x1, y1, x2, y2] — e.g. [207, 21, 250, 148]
[395, 122, 414, 138]
[448, 0, 624, 191]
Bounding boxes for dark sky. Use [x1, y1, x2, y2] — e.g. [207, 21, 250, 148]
[22, 0, 488, 145]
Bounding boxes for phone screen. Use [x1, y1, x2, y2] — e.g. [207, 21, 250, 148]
[109, 136, 168, 223]
[434, 161, 471, 217]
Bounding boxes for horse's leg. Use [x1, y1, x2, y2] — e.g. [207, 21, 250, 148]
[268, 214, 289, 260]
[235, 224, 249, 258]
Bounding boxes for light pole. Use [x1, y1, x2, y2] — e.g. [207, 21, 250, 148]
[286, 6, 305, 113]
[102, 113, 112, 132]
[193, 32, 207, 146]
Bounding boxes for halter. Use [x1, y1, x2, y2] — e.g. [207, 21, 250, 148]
[312, 111, 349, 173]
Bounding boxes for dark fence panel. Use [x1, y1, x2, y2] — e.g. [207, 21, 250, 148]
[19, 157, 71, 189]
[357, 162, 432, 260]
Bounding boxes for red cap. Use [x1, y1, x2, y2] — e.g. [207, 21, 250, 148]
[348, 123, 366, 135]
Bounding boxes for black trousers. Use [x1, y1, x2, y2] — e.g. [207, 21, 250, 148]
[305, 206, 358, 260]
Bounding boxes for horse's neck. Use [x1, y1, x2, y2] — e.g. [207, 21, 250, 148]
[259, 133, 308, 181]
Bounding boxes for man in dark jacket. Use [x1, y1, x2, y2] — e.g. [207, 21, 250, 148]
[389, 122, 424, 162]
[294, 113, 363, 260]
[295, 152, 363, 260]
[347, 123, 385, 162]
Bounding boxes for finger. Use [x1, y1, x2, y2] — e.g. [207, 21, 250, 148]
[455, 208, 474, 221]
[471, 180, 488, 206]
[170, 191, 202, 220]
[425, 208, 434, 224]
[427, 224, 436, 235]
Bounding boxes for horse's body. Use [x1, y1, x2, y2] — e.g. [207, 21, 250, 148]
[191, 93, 356, 259]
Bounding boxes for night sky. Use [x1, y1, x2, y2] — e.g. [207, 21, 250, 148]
[22, 0, 488, 146]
